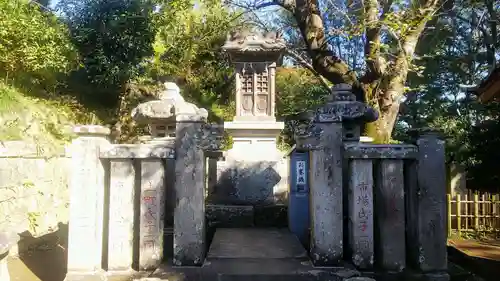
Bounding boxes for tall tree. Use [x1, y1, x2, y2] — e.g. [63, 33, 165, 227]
[232, 0, 448, 143]
[57, 0, 157, 106]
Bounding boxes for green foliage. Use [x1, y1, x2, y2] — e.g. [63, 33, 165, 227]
[146, 0, 242, 120]
[0, 0, 77, 87]
[59, 0, 157, 106]
[460, 102, 500, 193]
[275, 67, 330, 145]
[0, 80, 99, 147]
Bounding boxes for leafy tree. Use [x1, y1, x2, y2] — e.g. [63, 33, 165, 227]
[58, 0, 157, 106]
[145, 0, 245, 121]
[112, 0, 244, 142]
[275, 67, 330, 145]
[461, 101, 500, 192]
[0, 0, 77, 87]
[231, 0, 460, 143]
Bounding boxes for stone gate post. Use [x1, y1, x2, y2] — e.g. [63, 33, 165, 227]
[173, 114, 207, 266]
[173, 100, 222, 267]
[65, 125, 110, 281]
[305, 84, 377, 266]
[407, 128, 448, 275]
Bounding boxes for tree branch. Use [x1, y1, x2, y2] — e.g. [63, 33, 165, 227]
[293, 0, 357, 85]
[285, 49, 331, 91]
[363, 0, 384, 80]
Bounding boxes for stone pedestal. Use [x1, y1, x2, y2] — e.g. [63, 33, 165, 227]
[223, 121, 284, 161]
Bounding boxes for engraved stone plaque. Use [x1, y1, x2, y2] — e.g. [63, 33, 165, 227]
[139, 160, 165, 270]
[348, 159, 374, 269]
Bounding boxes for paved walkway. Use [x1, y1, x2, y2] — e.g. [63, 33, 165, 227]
[449, 239, 500, 261]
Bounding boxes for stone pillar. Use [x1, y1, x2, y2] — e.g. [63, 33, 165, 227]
[374, 160, 406, 271]
[65, 125, 110, 281]
[307, 84, 378, 267]
[348, 159, 374, 269]
[309, 122, 344, 266]
[107, 159, 135, 271]
[408, 129, 448, 273]
[139, 159, 166, 270]
[173, 115, 206, 266]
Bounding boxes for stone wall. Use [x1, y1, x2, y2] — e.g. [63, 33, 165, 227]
[0, 141, 70, 238]
[208, 157, 289, 206]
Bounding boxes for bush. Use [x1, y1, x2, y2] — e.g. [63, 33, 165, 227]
[0, 0, 77, 87]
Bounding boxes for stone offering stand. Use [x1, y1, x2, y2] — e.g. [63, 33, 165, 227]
[62, 30, 449, 281]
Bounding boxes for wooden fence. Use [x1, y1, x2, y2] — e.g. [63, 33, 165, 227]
[447, 190, 500, 237]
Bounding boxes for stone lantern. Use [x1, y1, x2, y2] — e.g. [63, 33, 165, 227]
[131, 82, 208, 143]
[222, 30, 286, 160]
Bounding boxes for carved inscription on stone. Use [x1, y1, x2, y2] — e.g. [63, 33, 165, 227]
[139, 160, 165, 270]
[349, 160, 374, 269]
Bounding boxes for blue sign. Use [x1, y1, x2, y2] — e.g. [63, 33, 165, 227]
[288, 151, 310, 247]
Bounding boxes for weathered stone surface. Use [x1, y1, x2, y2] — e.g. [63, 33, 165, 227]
[100, 143, 175, 159]
[64, 271, 107, 281]
[222, 30, 286, 53]
[348, 159, 374, 269]
[198, 123, 224, 151]
[211, 160, 282, 205]
[374, 160, 406, 271]
[107, 160, 135, 271]
[131, 82, 208, 125]
[151, 258, 346, 281]
[173, 121, 206, 266]
[0, 142, 70, 237]
[66, 125, 110, 276]
[206, 204, 254, 228]
[73, 125, 111, 136]
[345, 278, 376, 281]
[310, 123, 343, 266]
[139, 160, 165, 270]
[314, 84, 378, 124]
[207, 228, 307, 259]
[408, 131, 448, 272]
[294, 122, 323, 150]
[254, 205, 288, 227]
[344, 143, 418, 159]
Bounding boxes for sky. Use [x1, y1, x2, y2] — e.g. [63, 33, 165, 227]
[49, 0, 59, 10]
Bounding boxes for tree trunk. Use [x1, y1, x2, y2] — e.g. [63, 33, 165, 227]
[364, 103, 401, 143]
[270, 0, 440, 143]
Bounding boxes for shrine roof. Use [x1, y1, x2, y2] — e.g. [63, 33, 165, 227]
[222, 30, 286, 54]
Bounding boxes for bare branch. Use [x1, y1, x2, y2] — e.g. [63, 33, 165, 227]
[285, 49, 331, 91]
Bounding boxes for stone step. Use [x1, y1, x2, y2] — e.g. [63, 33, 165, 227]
[148, 258, 362, 281]
[206, 205, 255, 228]
[205, 204, 288, 228]
[207, 228, 306, 259]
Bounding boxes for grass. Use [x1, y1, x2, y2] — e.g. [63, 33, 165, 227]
[0, 81, 100, 155]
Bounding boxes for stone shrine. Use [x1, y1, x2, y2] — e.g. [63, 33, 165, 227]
[222, 30, 285, 160]
[209, 30, 288, 205]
